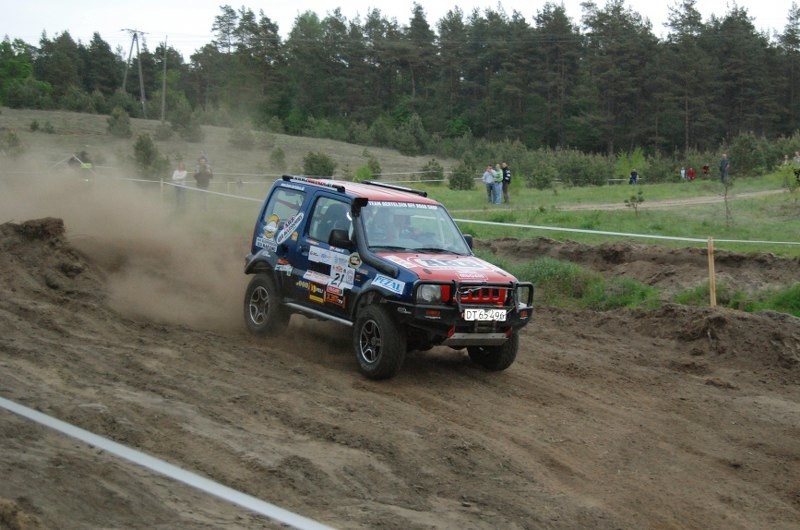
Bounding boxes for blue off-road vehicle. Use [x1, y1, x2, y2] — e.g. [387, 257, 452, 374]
[243, 175, 534, 379]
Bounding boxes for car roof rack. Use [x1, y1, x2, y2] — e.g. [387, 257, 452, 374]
[362, 180, 428, 197]
[282, 174, 345, 193]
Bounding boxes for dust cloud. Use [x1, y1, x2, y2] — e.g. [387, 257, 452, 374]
[1, 163, 252, 333]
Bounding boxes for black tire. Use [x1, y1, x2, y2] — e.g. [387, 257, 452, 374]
[243, 274, 289, 336]
[467, 331, 519, 371]
[353, 305, 406, 380]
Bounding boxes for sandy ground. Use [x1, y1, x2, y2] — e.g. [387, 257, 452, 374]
[1, 173, 799, 529]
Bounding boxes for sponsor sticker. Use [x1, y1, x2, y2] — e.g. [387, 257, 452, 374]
[309, 283, 325, 303]
[255, 237, 277, 252]
[373, 274, 405, 295]
[276, 212, 303, 244]
[348, 253, 362, 268]
[263, 214, 280, 239]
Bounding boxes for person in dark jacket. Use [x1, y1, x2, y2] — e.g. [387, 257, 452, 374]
[193, 156, 213, 209]
[501, 161, 512, 204]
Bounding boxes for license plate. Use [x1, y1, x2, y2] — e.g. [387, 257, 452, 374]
[463, 308, 507, 321]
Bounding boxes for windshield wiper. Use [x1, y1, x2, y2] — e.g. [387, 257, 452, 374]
[412, 247, 460, 254]
[369, 245, 416, 252]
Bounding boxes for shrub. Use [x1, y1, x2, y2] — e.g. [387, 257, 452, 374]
[0, 130, 24, 158]
[60, 85, 95, 113]
[107, 106, 132, 138]
[229, 126, 255, 150]
[132, 133, 169, 179]
[303, 151, 337, 177]
[420, 158, 444, 185]
[270, 147, 286, 171]
[448, 162, 475, 190]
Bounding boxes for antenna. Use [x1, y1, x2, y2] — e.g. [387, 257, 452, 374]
[121, 28, 149, 118]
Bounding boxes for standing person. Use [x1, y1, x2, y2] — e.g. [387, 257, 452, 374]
[171, 161, 187, 211]
[793, 151, 800, 184]
[680, 167, 686, 181]
[501, 161, 512, 204]
[686, 167, 696, 182]
[193, 155, 213, 209]
[719, 153, 730, 184]
[493, 164, 503, 205]
[482, 165, 496, 203]
[629, 168, 639, 185]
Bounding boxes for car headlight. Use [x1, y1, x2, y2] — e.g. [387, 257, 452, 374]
[516, 284, 533, 308]
[417, 284, 443, 304]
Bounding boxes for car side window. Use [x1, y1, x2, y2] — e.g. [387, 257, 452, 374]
[262, 187, 305, 226]
[308, 197, 351, 243]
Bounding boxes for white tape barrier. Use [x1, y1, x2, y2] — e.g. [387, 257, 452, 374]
[0, 396, 334, 530]
[453, 218, 800, 246]
[119, 176, 800, 247]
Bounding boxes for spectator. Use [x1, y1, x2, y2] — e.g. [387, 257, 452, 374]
[501, 161, 512, 204]
[481, 165, 495, 203]
[629, 168, 639, 185]
[493, 164, 503, 205]
[686, 167, 696, 182]
[680, 167, 686, 181]
[193, 155, 213, 209]
[171, 161, 187, 211]
[719, 153, 730, 184]
[794, 151, 800, 184]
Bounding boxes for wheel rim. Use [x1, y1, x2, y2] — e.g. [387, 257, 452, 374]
[249, 285, 269, 325]
[358, 319, 382, 364]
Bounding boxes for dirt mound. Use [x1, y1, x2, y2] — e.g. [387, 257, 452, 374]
[1, 218, 799, 529]
[478, 236, 800, 296]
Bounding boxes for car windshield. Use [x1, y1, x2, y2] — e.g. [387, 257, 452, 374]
[361, 202, 471, 255]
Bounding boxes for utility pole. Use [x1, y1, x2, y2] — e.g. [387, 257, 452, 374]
[161, 36, 167, 124]
[122, 28, 148, 118]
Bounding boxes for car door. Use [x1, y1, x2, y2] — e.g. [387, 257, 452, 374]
[288, 194, 356, 318]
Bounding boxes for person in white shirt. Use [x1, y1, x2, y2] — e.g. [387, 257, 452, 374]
[172, 161, 188, 210]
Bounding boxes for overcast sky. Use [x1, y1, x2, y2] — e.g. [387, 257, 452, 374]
[3, 1, 797, 60]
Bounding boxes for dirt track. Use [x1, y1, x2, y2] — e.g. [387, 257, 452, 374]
[1, 176, 799, 529]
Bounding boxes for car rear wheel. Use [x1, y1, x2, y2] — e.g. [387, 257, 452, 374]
[467, 331, 518, 371]
[354, 305, 406, 380]
[244, 274, 289, 336]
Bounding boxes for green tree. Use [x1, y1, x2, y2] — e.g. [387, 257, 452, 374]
[531, 4, 583, 148]
[85, 32, 122, 95]
[107, 106, 132, 138]
[581, 0, 659, 155]
[132, 133, 169, 178]
[663, 0, 717, 154]
[778, 2, 800, 135]
[34, 31, 82, 99]
[303, 151, 337, 176]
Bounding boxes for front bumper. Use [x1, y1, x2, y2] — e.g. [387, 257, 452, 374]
[387, 282, 534, 347]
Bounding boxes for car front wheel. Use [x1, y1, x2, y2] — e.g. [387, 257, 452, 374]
[244, 274, 289, 336]
[353, 305, 406, 380]
[467, 331, 518, 371]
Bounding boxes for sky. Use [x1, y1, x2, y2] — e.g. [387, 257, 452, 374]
[2, 0, 797, 61]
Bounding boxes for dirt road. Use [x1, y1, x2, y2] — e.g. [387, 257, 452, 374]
[1, 177, 798, 529]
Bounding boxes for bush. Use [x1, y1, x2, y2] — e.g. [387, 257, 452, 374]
[303, 151, 337, 177]
[229, 126, 255, 150]
[60, 85, 95, 113]
[448, 162, 475, 190]
[420, 158, 444, 185]
[132, 133, 169, 179]
[0, 130, 24, 158]
[107, 106, 132, 138]
[270, 147, 286, 171]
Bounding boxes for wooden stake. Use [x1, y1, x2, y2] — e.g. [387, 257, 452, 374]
[707, 237, 717, 307]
